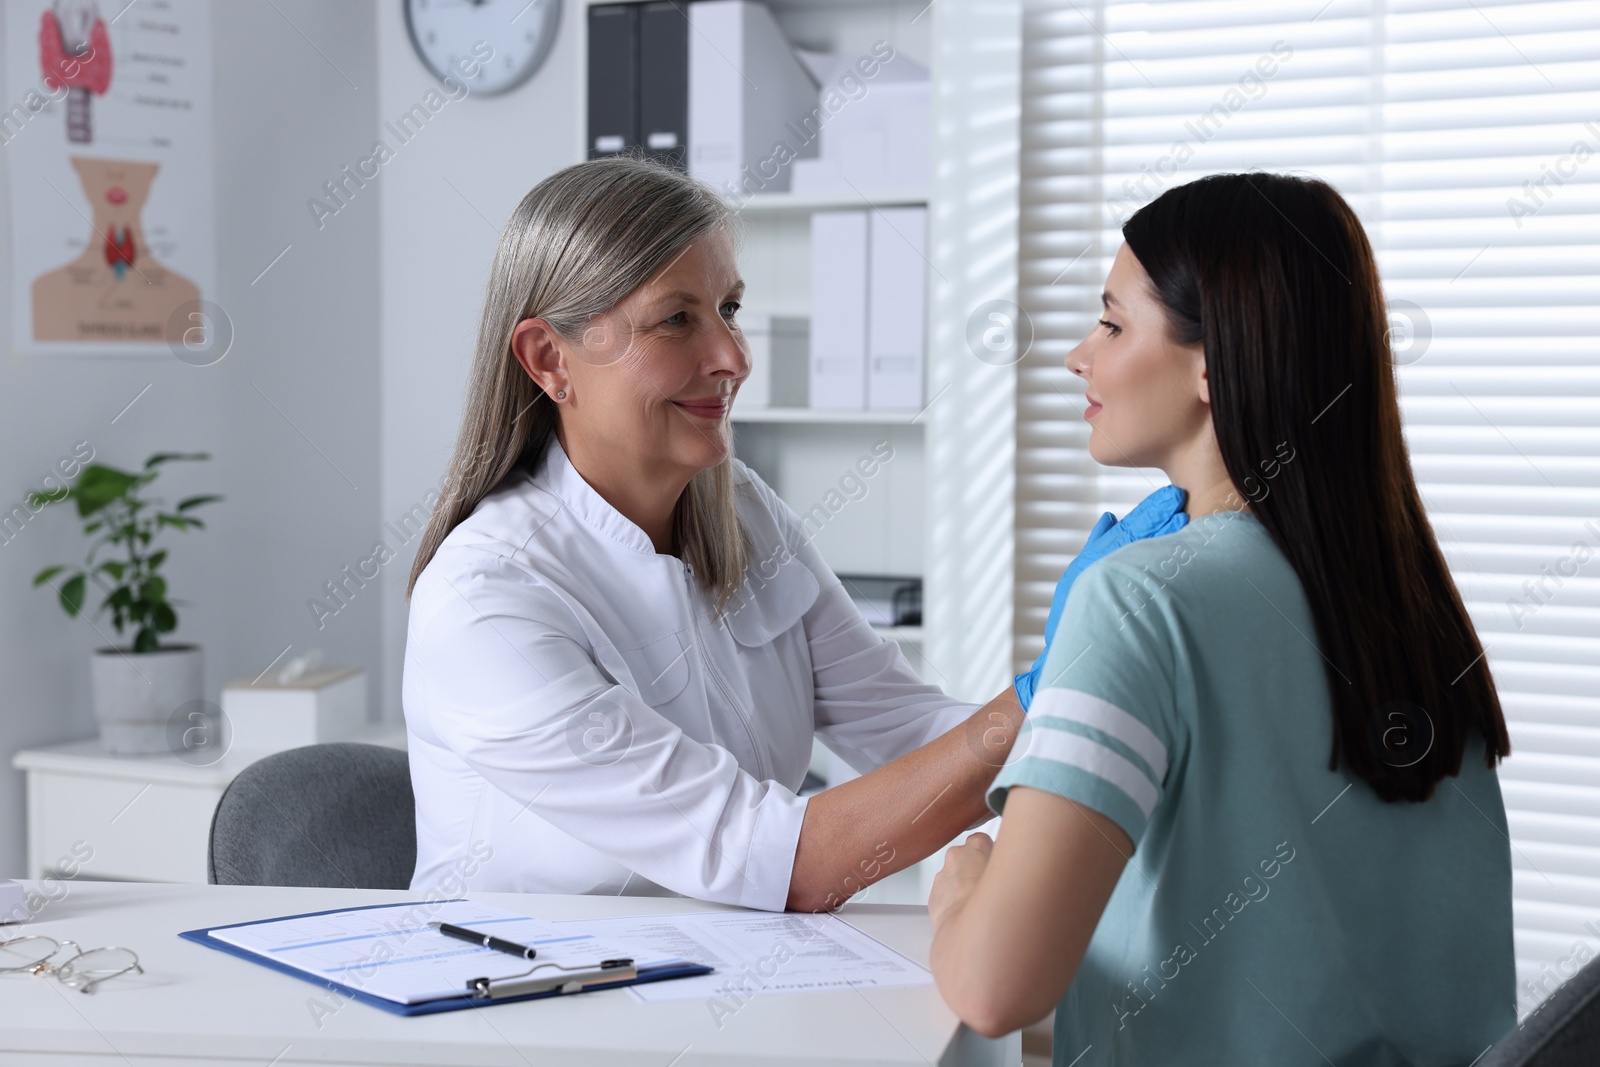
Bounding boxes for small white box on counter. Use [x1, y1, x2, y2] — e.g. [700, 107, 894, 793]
[221, 666, 367, 754]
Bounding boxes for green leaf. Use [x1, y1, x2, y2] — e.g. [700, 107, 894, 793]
[176, 494, 223, 512]
[144, 452, 210, 469]
[156, 513, 191, 531]
[152, 602, 177, 633]
[140, 576, 167, 602]
[82, 521, 102, 535]
[98, 560, 126, 582]
[72, 465, 139, 519]
[184, 518, 205, 530]
[134, 628, 160, 653]
[147, 549, 168, 570]
[59, 574, 86, 616]
[109, 587, 133, 609]
[33, 565, 66, 587]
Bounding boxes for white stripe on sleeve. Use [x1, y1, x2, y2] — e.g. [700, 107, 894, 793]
[1023, 727, 1162, 818]
[1030, 687, 1169, 782]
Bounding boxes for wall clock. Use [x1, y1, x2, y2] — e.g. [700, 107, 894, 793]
[404, 0, 562, 97]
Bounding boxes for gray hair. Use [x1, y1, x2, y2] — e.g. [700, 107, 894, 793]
[406, 156, 750, 612]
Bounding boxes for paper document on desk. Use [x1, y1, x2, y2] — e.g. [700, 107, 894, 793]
[207, 901, 928, 1006]
[205, 899, 684, 1005]
[601, 911, 933, 1002]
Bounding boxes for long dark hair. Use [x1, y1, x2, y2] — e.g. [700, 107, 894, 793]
[1122, 172, 1509, 802]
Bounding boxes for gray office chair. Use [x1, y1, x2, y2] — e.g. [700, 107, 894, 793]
[1478, 954, 1600, 1067]
[207, 742, 416, 890]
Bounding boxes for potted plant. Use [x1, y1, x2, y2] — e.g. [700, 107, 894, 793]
[30, 452, 222, 754]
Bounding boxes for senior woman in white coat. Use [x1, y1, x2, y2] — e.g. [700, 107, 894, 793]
[402, 156, 1025, 912]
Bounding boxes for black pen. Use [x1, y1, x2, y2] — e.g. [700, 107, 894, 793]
[430, 920, 539, 960]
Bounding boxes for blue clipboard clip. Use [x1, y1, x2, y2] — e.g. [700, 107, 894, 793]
[469, 957, 638, 999]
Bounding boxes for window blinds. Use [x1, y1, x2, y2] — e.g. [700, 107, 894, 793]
[1016, 0, 1600, 1013]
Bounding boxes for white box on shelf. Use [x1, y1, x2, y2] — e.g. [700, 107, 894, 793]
[809, 210, 869, 409]
[739, 314, 810, 409]
[790, 58, 931, 197]
[221, 666, 367, 754]
[687, 1, 819, 197]
[868, 207, 927, 410]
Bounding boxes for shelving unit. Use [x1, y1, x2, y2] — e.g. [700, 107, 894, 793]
[733, 419, 925, 602]
[723, 0, 935, 665]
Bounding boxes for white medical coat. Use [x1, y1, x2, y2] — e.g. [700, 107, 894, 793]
[403, 439, 975, 911]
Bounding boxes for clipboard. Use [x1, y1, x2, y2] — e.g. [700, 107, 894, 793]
[178, 898, 714, 1017]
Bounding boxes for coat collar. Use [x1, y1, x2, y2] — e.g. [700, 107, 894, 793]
[531, 437, 661, 556]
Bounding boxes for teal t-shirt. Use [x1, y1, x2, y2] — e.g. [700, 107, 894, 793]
[989, 509, 1515, 1066]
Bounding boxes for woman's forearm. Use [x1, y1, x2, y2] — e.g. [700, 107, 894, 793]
[928, 789, 1131, 1036]
[785, 686, 1024, 911]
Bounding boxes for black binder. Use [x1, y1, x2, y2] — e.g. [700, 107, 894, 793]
[638, 1, 689, 168]
[587, 4, 639, 159]
[587, 1, 689, 169]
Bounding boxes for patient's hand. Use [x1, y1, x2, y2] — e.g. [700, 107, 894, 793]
[928, 832, 993, 933]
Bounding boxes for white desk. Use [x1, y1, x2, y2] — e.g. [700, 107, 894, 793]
[0, 880, 1016, 1066]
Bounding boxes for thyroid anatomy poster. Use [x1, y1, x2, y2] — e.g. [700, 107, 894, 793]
[5, 0, 214, 356]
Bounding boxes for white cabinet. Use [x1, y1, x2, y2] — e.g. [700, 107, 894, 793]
[12, 727, 406, 883]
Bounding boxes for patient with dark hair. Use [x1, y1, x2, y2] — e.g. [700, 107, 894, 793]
[929, 171, 1514, 1064]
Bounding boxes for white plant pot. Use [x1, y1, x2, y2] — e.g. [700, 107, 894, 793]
[91, 644, 203, 755]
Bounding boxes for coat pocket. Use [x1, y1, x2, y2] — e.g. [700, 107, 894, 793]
[720, 552, 819, 648]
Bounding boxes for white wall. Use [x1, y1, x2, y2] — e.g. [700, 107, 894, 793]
[0, 0, 382, 877]
[375, 0, 583, 727]
[0, 0, 591, 876]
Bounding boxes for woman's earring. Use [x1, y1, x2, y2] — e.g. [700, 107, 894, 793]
[555, 389, 566, 400]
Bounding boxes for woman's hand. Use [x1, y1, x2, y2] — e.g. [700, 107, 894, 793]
[928, 832, 994, 933]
